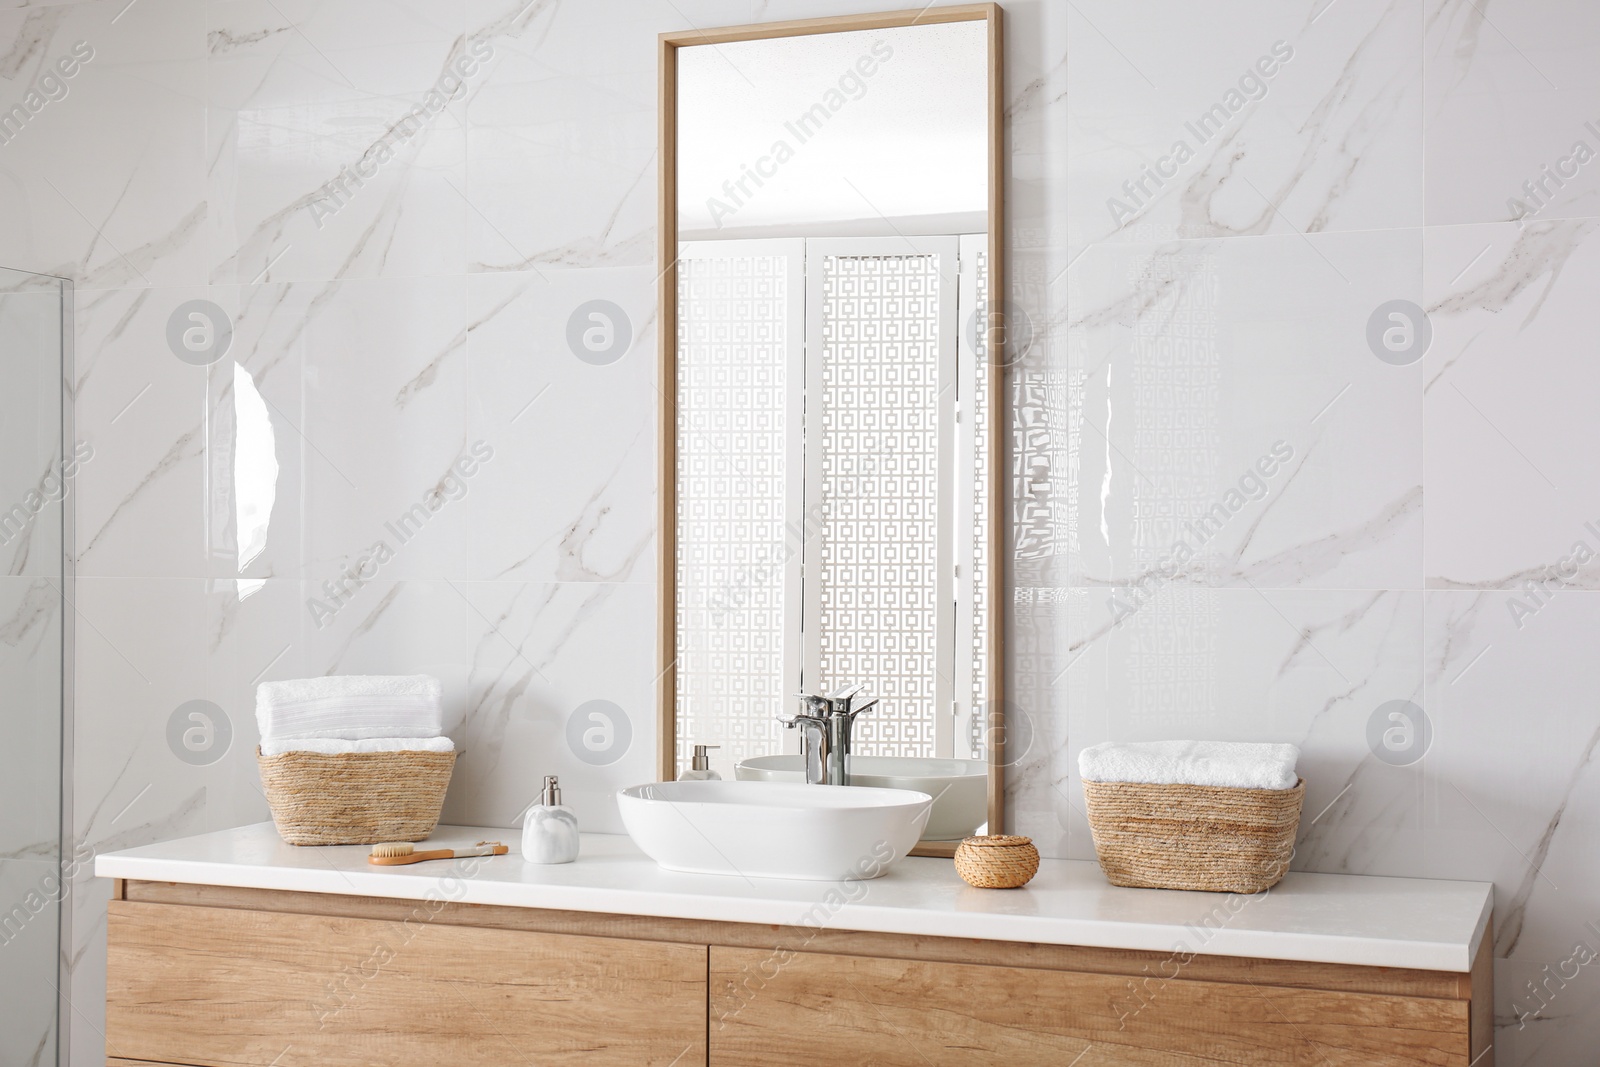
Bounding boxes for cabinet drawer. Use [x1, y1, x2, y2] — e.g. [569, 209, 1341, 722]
[107, 901, 706, 1067]
[709, 947, 1471, 1066]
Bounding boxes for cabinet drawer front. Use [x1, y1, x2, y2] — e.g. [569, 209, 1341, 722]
[710, 947, 1470, 1066]
[107, 901, 706, 1067]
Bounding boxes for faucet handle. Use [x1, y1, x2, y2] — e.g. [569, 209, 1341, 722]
[792, 693, 832, 717]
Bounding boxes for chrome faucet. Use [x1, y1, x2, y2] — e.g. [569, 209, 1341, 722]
[777, 685, 878, 786]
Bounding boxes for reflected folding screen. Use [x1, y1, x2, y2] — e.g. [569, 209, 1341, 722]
[676, 239, 988, 765]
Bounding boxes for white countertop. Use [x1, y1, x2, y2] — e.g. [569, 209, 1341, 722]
[97, 823, 1493, 973]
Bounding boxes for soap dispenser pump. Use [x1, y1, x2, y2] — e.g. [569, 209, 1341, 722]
[679, 744, 722, 781]
[521, 775, 579, 864]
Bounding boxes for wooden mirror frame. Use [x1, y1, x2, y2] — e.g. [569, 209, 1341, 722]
[657, 4, 1006, 855]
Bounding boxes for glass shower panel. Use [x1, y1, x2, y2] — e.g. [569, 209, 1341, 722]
[0, 264, 68, 1066]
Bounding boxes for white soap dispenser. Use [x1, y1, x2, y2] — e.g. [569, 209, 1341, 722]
[521, 775, 579, 864]
[679, 744, 722, 781]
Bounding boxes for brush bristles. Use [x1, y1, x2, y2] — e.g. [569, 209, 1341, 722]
[370, 842, 415, 858]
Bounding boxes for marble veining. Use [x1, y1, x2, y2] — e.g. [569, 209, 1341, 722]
[1430, 219, 1599, 326]
[1493, 720, 1600, 958]
[79, 425, 201, 559]
[0, 8, 63, 81]
[1069, 0, 1422, 245]
[0, 577, 56, 647]
[1173, 1, 1414, 240]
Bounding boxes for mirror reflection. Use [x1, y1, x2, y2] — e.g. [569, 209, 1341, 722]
[670, 18, 995, 840]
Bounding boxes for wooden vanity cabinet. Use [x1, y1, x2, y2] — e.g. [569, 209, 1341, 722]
[106, 880, 1492, 1067]
[708, 946, 1485, 1065]
[104, 897, 706, 1067]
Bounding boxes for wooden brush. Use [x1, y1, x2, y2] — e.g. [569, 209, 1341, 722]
[368, 841, 508, 866]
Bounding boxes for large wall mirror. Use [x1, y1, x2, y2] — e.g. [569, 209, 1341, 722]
[658, 5, 1004, 853]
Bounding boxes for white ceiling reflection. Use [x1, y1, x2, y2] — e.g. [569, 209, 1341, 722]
[677, 20, 988, 239]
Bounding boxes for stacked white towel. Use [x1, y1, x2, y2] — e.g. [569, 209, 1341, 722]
[258, 736, 456, 757]
[256, 675, 451, 756]
[1078, 740, 1300, 791]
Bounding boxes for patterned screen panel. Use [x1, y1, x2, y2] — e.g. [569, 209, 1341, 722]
[814, 253, 943, 758]
[967, 246, 992, 761]
[675, 253, 791, 768]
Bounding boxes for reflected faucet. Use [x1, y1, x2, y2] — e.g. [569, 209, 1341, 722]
[777, 685, 878, 786]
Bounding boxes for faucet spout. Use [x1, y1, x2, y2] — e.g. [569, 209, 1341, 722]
[778, 714, 830, 785]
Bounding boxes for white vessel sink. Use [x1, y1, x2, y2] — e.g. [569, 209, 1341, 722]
[617, 780, 931, 881]
[734, 755, 987, 841]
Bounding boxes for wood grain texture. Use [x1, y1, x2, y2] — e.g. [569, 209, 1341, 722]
[656, 26, 679, 785]
[983, 0, 1006, 834]
[120, 880, 1471, 1000]
[1470, 918, 1494, 1067]
[708, 947, 1473, 1067]
[659, 4, 997, 47]
[106, 901, 706, 1067]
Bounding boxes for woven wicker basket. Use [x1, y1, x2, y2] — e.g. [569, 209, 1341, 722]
[1082, 778, 1305, 893]
[257, 748, 457, 846]
[954, 835, 1040, 889]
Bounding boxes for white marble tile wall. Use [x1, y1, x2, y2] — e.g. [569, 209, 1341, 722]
[1, 0, 1596, 1062]
[1049, 1, 1600, 1063]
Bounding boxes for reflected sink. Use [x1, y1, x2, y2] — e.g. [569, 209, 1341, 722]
[617, 780, 931, 881]
[734, 755, 987, 841]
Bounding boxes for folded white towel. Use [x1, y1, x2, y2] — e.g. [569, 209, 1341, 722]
[256, 675, 443, 743]
[259, 736, 456, 757]
[1078, 740, 1300, 791]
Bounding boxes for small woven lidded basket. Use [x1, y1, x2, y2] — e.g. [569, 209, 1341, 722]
[1082, 778, 1305, 893]
[955, 835, 1040, 889]
[257, 748, 457, 846]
